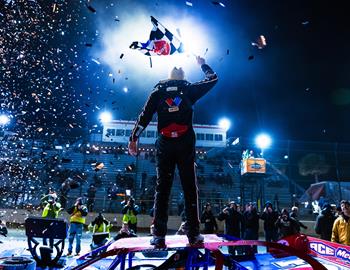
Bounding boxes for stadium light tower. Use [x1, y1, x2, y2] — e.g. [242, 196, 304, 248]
[0, 114, 10, 126]
[99, 111, 112, 123]
[218, 118, 231, 131]
[255, 133, 272, 156]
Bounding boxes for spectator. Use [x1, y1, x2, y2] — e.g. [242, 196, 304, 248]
[176, 221, 189, 235]
[114, 222, 137, 241]
[260, 201, 279, 242]
[42, 194, 61, 219]
[243, 202, 259, 254]
[86, 184, 97, 212]
[331, 200, 350, 245]
[217, 201, 244, 255]
[41, 187, 57, 206]
[88, 213, 112, 250]
[315, 203, 336, 241]
[66, 197, 88, 256]
[107, 184, 119, 212]
[275, 208, 300, 239]
[0, 220, 8, 238]
[122, 197, 139, 233]
[59, 180, 71, 209]
[290, 206, 308, 232]
[200, 203, 218, 234]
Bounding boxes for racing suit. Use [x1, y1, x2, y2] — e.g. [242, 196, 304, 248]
[130, 63, 218, 240]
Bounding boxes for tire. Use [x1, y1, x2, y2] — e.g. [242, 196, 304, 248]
[0, 257, 36, 270]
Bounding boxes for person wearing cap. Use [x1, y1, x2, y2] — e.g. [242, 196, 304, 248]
[217, 201, 244, 255]
[315, 203, 335, 241]
[331, 200, 350, 245]
[42, 194, 62, 219]
[66, 197, 88, 256]
[88, 213, 112, 250]
[200, 203, 218, 234]
[243, 202, 259, 254]
[128, 56, 218, 248]
[41, 187, 58, 207]
[260, 201, 279, 242]
[42, 194, 62, 247]
[275, 208, 300, 239]
[290, 206, 308, 232]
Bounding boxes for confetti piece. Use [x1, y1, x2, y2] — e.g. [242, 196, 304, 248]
[86, 4, 96, 13]
[251, 35, 267, 49]
[212, 1, 226, 7]
[92, 59, 101, 65]
[185, 1, 193, 7]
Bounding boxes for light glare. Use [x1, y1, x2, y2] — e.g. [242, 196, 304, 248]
[218, 118, 231, 131]
[0, 114, 10, 125]
[255, 133, 272, 149]
[99, 112, 112, 123]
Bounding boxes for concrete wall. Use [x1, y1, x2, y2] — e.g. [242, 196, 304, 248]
[1, 208, 318, 237]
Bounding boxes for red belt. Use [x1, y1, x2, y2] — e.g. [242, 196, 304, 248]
[160, 123, 188, 138]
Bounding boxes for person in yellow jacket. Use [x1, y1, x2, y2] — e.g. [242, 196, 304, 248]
[42, 195, 62, 247]
[42, 195, 62, 219]
[88, 213, 112, 250]
[66, 197, 88, 256]
[122, 197, 139, 233]
[331, 200, 350, 245]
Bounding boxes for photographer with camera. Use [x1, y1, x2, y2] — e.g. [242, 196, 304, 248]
[66, 197, 88, 256]
[275, 208, 299, 239]
[88, 213, 112, 250]
[122, 197, 140, 233]
[218, 201, 244, 255]
[260, 201, 279, 242]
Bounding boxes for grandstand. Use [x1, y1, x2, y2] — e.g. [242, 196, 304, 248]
[4, 120, 347, 219]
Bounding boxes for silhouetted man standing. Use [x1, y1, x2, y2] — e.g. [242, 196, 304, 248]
[129, 56, 218, 247]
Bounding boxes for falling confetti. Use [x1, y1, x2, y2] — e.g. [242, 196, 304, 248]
[86, 4, 96, 13]
[212, 1, 226, 7]
[251, 35, 267, 49]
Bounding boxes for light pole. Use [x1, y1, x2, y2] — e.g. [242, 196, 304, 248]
[254, 133, 272, 210]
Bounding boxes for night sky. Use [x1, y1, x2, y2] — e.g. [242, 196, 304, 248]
[1, 0, 349, 143]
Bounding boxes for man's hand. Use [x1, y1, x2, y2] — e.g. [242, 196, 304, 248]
[128, 140, 138, 156]
[196, 56, 205, 66]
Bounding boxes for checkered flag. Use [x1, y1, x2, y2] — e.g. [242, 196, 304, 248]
[130, 16, 184, 56]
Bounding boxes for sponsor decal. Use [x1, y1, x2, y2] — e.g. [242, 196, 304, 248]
[165, 97, 182, 113]
[166, 86, 178, 91]
[309, 242, 335, 256]
[250, 162, 262, 169]
[336, 248, 350, 261]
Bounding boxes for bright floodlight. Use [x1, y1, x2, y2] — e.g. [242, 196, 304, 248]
[255, 133, 272, 150]
[0, 114, 10, 125]
[218, 118, 231, 131]
[99, 112, 112, 123]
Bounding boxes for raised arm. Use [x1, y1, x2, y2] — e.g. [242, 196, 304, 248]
[188, 56, 218, 104]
